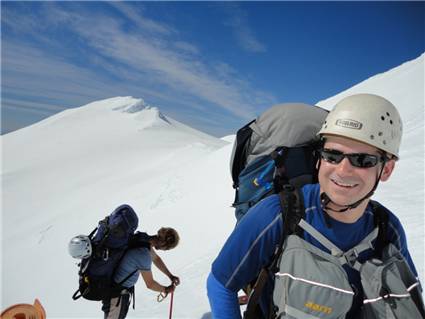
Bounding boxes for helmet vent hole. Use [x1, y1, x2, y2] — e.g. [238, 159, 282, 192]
[386, 112, 390, 116]
[383, 140, 387, 145]
[390, 120, 393, 125]
[378, 132, 383, 136]
[381, 116, 385, 121]
[370, 135, 375, 140]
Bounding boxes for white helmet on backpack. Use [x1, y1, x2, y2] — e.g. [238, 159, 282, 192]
[68, 235, 92, 259]
[318, 94, 402, 159]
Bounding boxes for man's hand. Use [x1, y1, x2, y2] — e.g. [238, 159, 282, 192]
[164, 284, 175, 294]
[169, 274, 180, 286]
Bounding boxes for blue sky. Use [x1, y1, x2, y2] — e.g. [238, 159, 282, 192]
[1, 1, 424, 137]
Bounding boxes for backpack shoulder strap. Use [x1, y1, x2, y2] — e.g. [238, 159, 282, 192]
[128, 232, 152, 249]
[279, 185, 305, 242]
[370, 200, 389, 258]
[116, 268, 139, 286]
[88, 226, 98, 240]
[231, 119, 255, 187]
[243, 185, 304, 319]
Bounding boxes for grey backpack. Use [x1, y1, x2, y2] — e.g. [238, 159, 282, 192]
[273, 219, 425, 319]
[244, 190, 425, 319]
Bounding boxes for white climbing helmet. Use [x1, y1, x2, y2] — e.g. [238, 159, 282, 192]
[318, 93, 402, 159]
[68, 235, 92, 259]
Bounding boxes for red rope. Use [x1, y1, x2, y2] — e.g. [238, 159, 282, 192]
[168, 291, 174, 319]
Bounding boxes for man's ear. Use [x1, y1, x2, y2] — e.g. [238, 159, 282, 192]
[380, 159, 396, 182]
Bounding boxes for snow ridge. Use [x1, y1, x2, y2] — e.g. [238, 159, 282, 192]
[112, 98, 171, 125]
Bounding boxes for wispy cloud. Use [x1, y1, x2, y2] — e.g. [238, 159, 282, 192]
[2, 97, 63, 115]
[2, 2, 276, 134]
[221, 3, 267, 53]
[234, 26, 267, 53]
[56, 6, 271, 118]
[2, 39, 204, 114]
[173, 41, 200, 55]
[107, 2, 175, 36]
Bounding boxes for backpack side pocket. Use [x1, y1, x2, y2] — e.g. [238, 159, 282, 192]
[273, 235, 354, 318]
[360, 244, 424, 319]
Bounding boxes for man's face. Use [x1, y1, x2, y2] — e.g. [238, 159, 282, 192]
[155, 228, 170, 250]
[318, 135, 395, 207]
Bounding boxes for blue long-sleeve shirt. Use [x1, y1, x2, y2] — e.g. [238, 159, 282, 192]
[208, 183, 418, 319]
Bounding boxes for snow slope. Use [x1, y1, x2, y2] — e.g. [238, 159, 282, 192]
[1, 96, 231, 318]
[1, 53, 424, 318]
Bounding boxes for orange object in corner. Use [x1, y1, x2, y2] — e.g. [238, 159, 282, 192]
[1, 298, 46, 319]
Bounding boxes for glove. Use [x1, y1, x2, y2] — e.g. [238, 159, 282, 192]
[169, 275, 180, 286]
[164, 284, 175, 294]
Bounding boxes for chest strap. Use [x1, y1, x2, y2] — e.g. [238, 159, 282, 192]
[298, 218, 379, 271]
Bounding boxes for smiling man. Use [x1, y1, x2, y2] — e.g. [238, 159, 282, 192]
[207, 94, 424, 318]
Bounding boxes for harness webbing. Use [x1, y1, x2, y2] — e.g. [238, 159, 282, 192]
[244, 185, 304, 319]
[298, 219, 379, 271]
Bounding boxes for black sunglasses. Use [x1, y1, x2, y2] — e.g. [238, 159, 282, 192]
[319, 148, 386, 168]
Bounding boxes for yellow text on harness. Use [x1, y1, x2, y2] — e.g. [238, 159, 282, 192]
[305, 301, 333, 314]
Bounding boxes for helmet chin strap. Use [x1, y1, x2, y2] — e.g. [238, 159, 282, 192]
[320, 161, 387, 214]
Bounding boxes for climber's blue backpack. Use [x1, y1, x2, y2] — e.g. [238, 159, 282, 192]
[72, 204, 150, 301]
[230, 103, 328, 222]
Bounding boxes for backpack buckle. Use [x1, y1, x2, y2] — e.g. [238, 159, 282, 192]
[381, 287, 397, 309]
[341, 248, 359, 268]
[102, 248, 109, 261]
